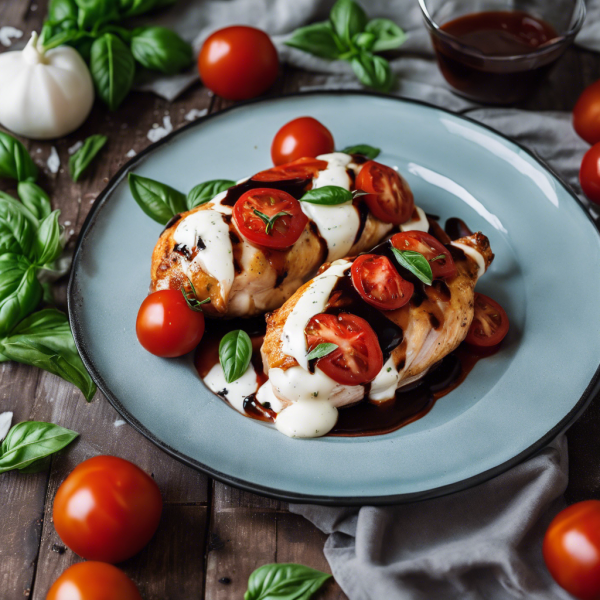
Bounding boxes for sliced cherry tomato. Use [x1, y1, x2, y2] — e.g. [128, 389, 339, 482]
[47, 562, 142, 600]
[306, 313, 383, 385]
[580, 143, 600, 204]
[136, 289, 205, 357]
[465, 293, 509, 348]
[233, 187, 308, 249]
[252, 157, 328, 182]
[271, 117, 335, 165]
[356, 160, 414, 225]
[391, 231, 457, 280]
[351, 254, 414, 311]
[573, 79, 600, 145]
[198, 26, 278, 100]
[543, 500, 600, 600]
[53, 456, 163, 563]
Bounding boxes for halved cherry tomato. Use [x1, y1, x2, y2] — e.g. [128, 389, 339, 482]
[465, 293, 509, 348]
[573, 79, 600, 146]
[391, 231, 457, 280]
[252, 157, 328, 182]
[580, 143, 600, 204]
[271, 117, 335, 166]
[47, 562, 142, 600]
[53, 456, 163, 563]
[306, 313, 383, 385]
[233, 187, 308, 249]
[351, 254, 414, 311]
[136, 289, 205, 357]
[356, 160, 414, 225]
[543, 500, 600, 600]
[198, 26, 278, 101]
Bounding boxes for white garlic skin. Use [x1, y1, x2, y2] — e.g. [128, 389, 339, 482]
[0, 33, 94, 140]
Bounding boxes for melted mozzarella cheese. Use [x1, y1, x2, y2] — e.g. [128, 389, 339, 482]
[369, 356, 400, 402]
[203, 362, 259, 414]
[451, 241, 486, 278]
[400, 206, 428, 232]
[256, 381, 284, 413]
[275, 398, 338, 438]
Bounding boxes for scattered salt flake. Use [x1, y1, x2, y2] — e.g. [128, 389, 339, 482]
[64, 220, 71, 226]
[0, 412, 13, 442]
[31, 4, 38, 11]
[185, 108, 208, 122]
[0, 27, 23, 47]
[147, 116, 172, 143]
[47, 147, 60, 174]
[68, 141, 83, 155]
[126, 149, 136, 158]
[69, 229, 75, 236]
[36, 148, 42, 153]
[114, 419, 126, 427]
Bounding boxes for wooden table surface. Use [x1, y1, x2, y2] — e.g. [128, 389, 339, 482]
[2, 2, 600, 599]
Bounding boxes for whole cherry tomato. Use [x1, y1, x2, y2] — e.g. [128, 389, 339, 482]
[543, 500, 600, 600]
[198, 26, 278, 100]
[136, 289, 205, 357]
[573, 80, 600, 145]
[53, 456, 163, 563]
[47, 562, 142, 600]
[271, 117, 335, 165]
[580, 143, 600, 204]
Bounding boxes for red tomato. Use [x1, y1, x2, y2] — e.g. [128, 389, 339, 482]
[573, 80, 600, 145]
[305, 313, 383, 385]
[53, 456, 163, 563]
[356, 160, 414, 225]
[271, 117, 335, 166]
[543, 500, 600, 600]
[580, 143, 600, 204]
[47, 562, 142, 600]
[465, 293, 509, 348]
[351, 254, 414, 311]
[198, 26, 278, 100]
[136, 289, 205, 357]
[391, 231, 457, 280]
[252, 157, 328, 182]
[233, 187, 308, 249]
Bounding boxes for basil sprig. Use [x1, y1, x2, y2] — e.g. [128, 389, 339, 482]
[180, 279, 210, 312]
[306, 343, 338, 361]
[286, 0, 405, 92]
[131, 26, 193, 75]
[69, 135, 107, 182]
[0, 133, 38, 183]
[219, 330, 252, 384]
[300, 186, 353, 206]
[245, 563, 331, 600]
[187, 180, 236, 209]
[340, 144, 380, 159]
[253, 209, 290, 235]
[0, 420, 78, 474]
[391, 248, 433, 286]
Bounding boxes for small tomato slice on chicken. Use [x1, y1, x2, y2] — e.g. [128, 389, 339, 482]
[465, 293, 509, 347]
[391, 231, 457, 280]
[252, 157, 328, 182]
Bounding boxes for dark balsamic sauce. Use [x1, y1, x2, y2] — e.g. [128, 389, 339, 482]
[222, 176, 312, 206]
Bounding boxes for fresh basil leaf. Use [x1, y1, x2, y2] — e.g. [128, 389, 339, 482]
[48, 0, 79, 22]
[131, 27, 193, 75]
[71, 35, 95, 62]
[366, 18, 407, 53]
[128, 173, 187, 225]
[391, 248, 433, 286]
[340, 144, 380, 159]
[0, 191, 39, 227]
[34, 211, 63, 266]
[0, 132, 38, 183]
[330, 0, 368, 46]
[75, 0, 120, 30]
[245, 563, 331, 600]
[17, 182, 51, 221]
[300, 186, 353, 206]
[118, 0, 176, 17]
[219, 330, 252, 384]
[0, 197, 36, 258]
[306, 343, 338, 361]
[90, 34, 135, 111]
[285, 21, 345, 59]
[0, 420, 78, 474]
[69, 135, 107, 182]
[187, 180, 235, 210]
[351, 52, 393, 92]
[353, 31, 376, 51]
[0, 255, 42, 337]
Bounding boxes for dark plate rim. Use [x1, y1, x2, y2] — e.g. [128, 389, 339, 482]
[67, 90, 600, 506]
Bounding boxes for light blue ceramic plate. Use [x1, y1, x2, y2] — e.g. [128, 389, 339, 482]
[69, 92, 600, 504]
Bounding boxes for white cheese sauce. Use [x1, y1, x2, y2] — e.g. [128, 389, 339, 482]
[256, 381, 284, 413]
[400, 206, 429, 233]
[203, 362, 259, 414]
[451, 241, 486, 278]
[275, 398, 338, 438]
[369, 356, 400, 402]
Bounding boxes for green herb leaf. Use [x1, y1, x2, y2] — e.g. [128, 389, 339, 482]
[253, 209, 290, 235]
[366, 18, 407, 52]
[74, 0, 120, 30]
[0, 195, 36, 258]
[0, 309, 97, 401]
[0, 132, 38, 183]
[118, 0, 176, 18]
[69, 135, 108, 182]
[353, 31, 376, 51]
[48, 0, 79, 22]
[285, 21, 345, 59]
[244, 563, 331, 600]
[340, 144, 380, 159]
[219, 330, 252, 384]
[131, 27, 193, 75]
[306, 343, 338, 361]
[17, 182, 51, 221]
[351, 52, 393, 92]
[90, 33, 135, 111]
[330, 0, 368, 46]
[300, 186, 353, 206]
[430, 253, 446, 262]
[128, 173, 187, 225]
[391, 248, 433, 285]
[180, 279, 210, 312]
[0, 420, 78, 474]
[34, 211, 63, 266]
[187, 180, 235, 210]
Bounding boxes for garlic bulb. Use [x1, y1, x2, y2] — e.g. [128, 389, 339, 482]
[0, 32, 94, 140]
